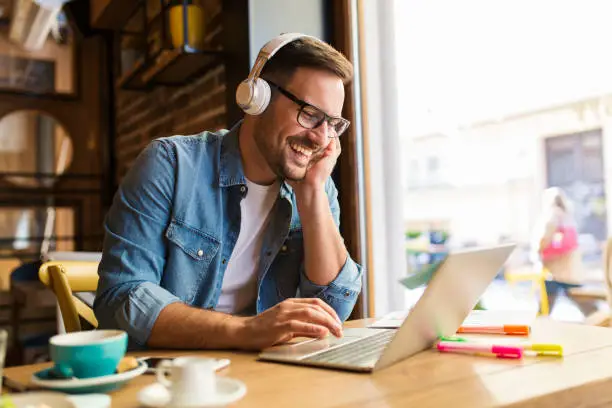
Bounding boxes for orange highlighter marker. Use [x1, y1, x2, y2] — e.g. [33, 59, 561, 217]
[457, 325, 530, 335]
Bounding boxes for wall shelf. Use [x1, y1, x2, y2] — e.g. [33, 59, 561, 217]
[91, 0, 141, 31]
[141, 48, 224, 86]
[115, 57, 149, 90]
[114, 0, 223, 91]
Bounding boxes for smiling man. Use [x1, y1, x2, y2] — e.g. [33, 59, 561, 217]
[94, 33, 363, 350]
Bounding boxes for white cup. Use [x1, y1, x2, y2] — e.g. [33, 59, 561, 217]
[156, 357, 218, 406]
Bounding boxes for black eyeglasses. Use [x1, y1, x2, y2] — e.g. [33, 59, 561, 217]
[267, 80, 350, 138]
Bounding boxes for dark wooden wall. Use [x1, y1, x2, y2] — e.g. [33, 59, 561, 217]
[0, 34, 111, 254]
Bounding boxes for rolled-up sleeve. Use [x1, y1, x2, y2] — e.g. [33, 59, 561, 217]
[94, 140, 181, 346]
[297, 178, 364, 321]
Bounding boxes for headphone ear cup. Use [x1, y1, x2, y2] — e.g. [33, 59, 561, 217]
[247, 78, 271, 115]
[236, 79, 254, 112]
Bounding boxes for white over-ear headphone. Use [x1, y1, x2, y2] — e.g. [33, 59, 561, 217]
[235, 32, 317, 115]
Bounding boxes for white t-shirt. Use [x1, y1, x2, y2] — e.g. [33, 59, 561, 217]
[215, 178, 280, 314]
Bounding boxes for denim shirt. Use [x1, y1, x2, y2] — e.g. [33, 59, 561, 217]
[94, 122, 363, 347]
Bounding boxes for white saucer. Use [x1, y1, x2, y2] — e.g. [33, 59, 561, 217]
[31, 361, 148, 394]
[2, 392, 76, 408]
[2, 392, 111, 408]
[138, 377, 247, 407]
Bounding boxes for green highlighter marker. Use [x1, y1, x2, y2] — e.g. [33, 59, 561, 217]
[438, 335, 468, 342]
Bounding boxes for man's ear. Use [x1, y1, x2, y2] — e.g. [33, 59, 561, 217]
[262, 92, 282, 118]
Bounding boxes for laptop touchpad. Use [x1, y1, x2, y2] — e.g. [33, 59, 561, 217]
[260, 328, 389, 359]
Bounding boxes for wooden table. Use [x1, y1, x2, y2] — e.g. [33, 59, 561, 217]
[5, 318, 612, 407]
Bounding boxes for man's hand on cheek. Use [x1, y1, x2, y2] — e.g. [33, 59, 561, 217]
[290, 137, 340, 194]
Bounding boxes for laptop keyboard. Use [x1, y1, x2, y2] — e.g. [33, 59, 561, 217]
[303, 330, 395, 367]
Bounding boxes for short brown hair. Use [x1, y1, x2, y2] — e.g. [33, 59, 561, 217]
[260, 37, 353, 86]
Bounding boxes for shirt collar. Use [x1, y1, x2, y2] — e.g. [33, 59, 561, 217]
[218, 120, 294, 198]
[280, 180, 293, 199]
[219, 121, 247, 188]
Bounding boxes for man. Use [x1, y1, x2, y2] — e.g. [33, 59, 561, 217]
[94, 33, 363, 350]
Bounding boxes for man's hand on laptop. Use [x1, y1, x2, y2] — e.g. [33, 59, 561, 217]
[233, 298, 343, 350]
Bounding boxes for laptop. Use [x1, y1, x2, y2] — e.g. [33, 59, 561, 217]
[258, 243, 516, 373]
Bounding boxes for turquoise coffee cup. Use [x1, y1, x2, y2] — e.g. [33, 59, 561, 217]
[49, 330, 128, 379]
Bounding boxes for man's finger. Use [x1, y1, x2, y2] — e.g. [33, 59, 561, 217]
[282, 320, 329, 338]
[288, 330, 329, 340]
[271, 332, 295, 347]
[286, 307, 342, 337]
[272, 330, 326, 346]
[327, 138, 338, 156]
[297, 298, 343, 325]
[291, 298, 342, 324]
[308, 305, 343, 337]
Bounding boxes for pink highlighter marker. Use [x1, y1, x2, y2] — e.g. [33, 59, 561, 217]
[437, 341, 523, 359]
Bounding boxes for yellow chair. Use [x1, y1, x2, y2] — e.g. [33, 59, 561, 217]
[38, 261, 100, 333]
[504, 265, 550, 316]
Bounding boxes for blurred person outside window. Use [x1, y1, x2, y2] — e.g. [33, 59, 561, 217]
[531, 187, 596, 316]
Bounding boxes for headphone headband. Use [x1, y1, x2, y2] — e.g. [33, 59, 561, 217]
[236, 32, 320, 115]
[247, 32, 315, 81]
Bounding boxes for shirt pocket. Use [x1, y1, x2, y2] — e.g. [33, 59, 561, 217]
[164, 218, 220, 302]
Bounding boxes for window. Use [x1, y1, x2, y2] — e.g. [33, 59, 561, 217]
[0, 6, 76, 96]
[361, 0, 611, 318]
[407, 159, 419, 187]
[426, 156, 439, 174]
[426, 156, 440, 183]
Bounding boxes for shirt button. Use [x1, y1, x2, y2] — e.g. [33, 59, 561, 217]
[240, 186, 246, 193]
[197, 249, 204, 257]
[281, 245, 287, 252]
